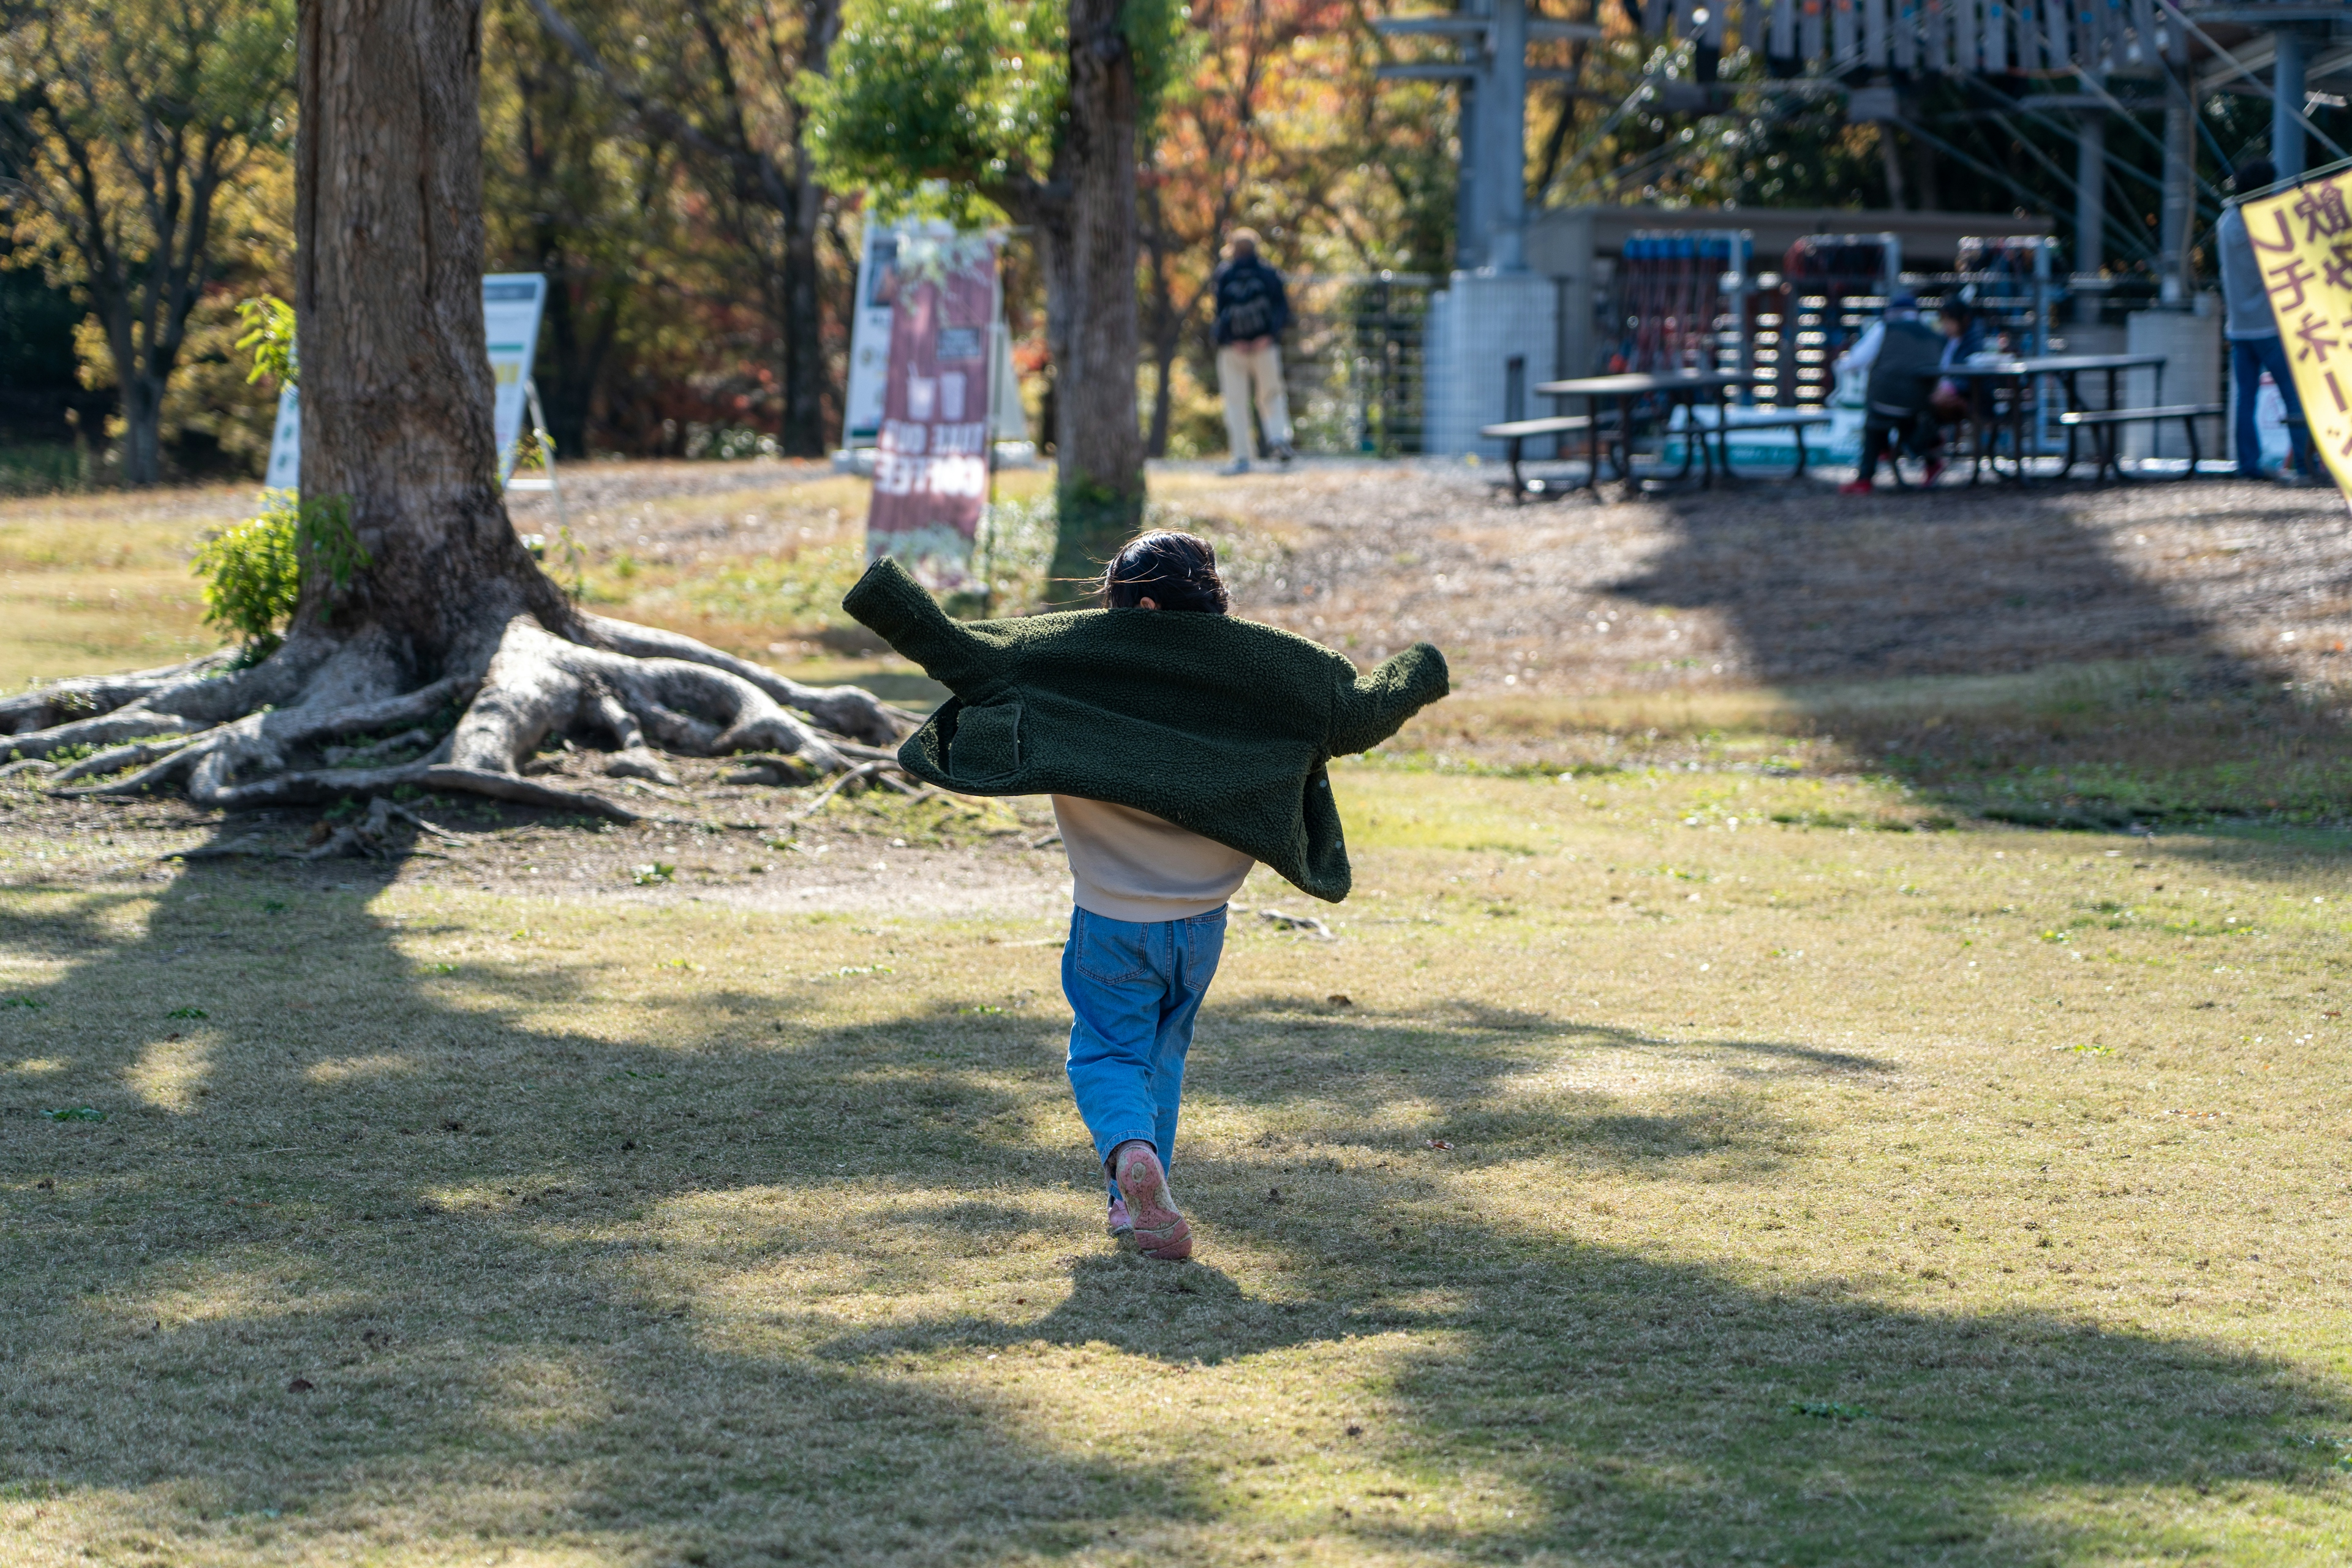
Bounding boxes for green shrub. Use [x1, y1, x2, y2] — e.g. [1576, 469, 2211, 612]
[235, 295, 297, 388]
[191, 489, 369, 660]
[191, 492, 300, 657]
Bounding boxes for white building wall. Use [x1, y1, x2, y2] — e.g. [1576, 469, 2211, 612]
[1422, 271, 1559, 458]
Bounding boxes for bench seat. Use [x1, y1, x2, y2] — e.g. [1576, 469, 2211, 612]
[2057, 403, 2225, 425]
[1673, 409, 1834, 481]
[1481, 415, 1606, 500]
[2057, 404, 2225, 481]
[1479, 415, 1594, 440]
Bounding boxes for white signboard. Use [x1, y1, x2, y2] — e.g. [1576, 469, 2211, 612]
[263, 385, 299, 489]
[842, 225, 1024, 452]
[263, 273, 550, 489]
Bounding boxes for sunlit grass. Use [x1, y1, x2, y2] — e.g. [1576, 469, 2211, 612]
[2, 768, 2350, 1562]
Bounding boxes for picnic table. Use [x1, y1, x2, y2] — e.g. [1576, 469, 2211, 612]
[1527, 370, 1752, 492]
[1937, 352, 2176, 482]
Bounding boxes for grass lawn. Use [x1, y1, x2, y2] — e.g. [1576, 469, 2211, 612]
[6, 766, 2352, 1566]
[4, 466, 2352, 1562]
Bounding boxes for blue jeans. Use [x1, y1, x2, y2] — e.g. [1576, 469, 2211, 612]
[2232, 335, 2315, 477]
[1061, 905, 1227, 1199]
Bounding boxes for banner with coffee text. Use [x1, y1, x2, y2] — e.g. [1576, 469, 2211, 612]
[865, 233, 998, 589]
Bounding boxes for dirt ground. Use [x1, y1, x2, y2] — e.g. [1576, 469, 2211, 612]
[1157, 462, 2352, 693]
[0, 766, 1074, 915]
[6, 457, 2350, 897]
[497, 456, 2352, 696]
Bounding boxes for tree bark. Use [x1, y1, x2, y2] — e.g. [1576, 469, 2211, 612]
[294, 0, 572, 674]
[1047, 0, 1148, 592]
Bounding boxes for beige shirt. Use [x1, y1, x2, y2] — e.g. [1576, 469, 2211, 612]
[1051, 795, 1254, 923]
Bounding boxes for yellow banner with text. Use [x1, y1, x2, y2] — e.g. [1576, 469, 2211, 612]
[2243, 177, 2352, 495]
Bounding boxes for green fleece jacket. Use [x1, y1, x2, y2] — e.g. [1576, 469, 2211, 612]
[841, 557, 1449, 903]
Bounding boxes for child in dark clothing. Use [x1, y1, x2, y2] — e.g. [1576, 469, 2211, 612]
[839, 538, 1450, 1262]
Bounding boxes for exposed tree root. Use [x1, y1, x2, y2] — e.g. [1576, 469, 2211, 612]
[790, 760, 897, 818]
[301, 796, 462, 859]
[12, 606, 916, 824]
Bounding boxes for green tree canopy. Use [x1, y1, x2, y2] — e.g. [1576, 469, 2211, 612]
[0, 0, 296, 484]
[804, 0, 1191, 583]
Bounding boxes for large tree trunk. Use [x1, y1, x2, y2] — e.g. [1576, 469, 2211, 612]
[295, 0, 571, 673]
[0, 0, 904, 821]
[1047, 0, 1148, 591]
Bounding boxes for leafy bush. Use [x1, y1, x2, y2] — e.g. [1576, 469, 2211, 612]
[191, 491, 301, 656]
[235, 294, 297, 388]
[191, 489, 370, 658]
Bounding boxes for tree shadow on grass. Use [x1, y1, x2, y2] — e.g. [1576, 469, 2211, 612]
[1, 846, 2345, 1564]
[1620, 482, 2352, 844]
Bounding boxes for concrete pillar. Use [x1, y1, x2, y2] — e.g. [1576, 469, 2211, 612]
[1489, 0, 1528, 271]
[2274, 27, 2309, 180]
[2075, 107, 2105, 325]
[2160, 37, 2196, 305]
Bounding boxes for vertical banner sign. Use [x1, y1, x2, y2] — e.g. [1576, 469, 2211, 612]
[865, 233, 999, 589]
[481, 275, 549, 482]
[262, 274, 548, 489]
[842, 229, 902, 448]
[2242, 178, 2352, 504]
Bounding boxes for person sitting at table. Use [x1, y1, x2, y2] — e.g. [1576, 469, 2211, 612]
[1837, 292, 1948, 494]
[1915, 300, 1995, 468]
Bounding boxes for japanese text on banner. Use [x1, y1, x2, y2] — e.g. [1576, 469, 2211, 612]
[2244, 176, 2352, 500]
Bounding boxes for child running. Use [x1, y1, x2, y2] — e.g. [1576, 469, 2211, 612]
[842, 531, 1447, 1261]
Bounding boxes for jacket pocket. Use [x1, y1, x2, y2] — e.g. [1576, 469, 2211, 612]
[949, 700, 1022, 782]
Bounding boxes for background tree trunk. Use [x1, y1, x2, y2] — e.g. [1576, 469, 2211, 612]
[1047, 0, 1147, 592]
[294, 0, 571, 674]
[780, 0, 840, 458]
[1140, 181, 1180, 460]
[119, 365, 166, 486]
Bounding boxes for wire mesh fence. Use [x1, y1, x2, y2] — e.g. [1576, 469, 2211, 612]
[1278, 274, 1435, 456]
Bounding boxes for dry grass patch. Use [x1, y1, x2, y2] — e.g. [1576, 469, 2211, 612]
[4, 767, 2351, 1564]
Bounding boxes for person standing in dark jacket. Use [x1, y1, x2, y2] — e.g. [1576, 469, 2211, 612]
[2217, 157, 2316, 483]
[1210, 228, 1295, 475]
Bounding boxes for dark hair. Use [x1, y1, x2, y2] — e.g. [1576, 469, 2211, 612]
[2236, 157, 2277, 194]
[1101, 530, 1230, 613]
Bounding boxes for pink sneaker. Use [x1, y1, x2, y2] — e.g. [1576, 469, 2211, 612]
[1110, 1142, 1193, 1261]
[1106, 1196, 1134, 1241]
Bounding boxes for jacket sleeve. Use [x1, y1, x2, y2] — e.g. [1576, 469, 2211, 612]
[840, 556, 997, 693]
[1270, 268, 1292, 337]
[1327, 642, 1449, 758]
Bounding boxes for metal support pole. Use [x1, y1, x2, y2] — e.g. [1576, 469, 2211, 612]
[2274, 26, 2309, 180]
[2075, 107, 2105, 325]
[2159, 34, 2196, 306]
[1490, 0, 1528, 271]
[1457, 79, 1484, 269]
